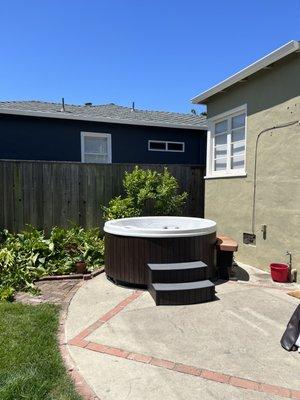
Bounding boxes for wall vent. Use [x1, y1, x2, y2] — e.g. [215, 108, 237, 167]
[243, 233, 256, 245]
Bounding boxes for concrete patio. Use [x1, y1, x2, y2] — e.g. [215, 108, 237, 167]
[65, 265, 300, 400]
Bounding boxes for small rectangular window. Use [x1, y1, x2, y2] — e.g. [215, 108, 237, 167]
[148, 140, 185, 152]
[167, 142, 184, 152]
[149, 141, 167, 151]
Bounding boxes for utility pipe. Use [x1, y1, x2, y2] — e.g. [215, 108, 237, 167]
[251, 119, 299, 234]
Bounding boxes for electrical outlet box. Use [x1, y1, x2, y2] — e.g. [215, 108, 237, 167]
[243, 233, 256, 245]
[261, 224, 267, 240]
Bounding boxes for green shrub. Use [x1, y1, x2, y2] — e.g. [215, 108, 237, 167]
[102, 196, 141, 221]
[102, 166, 188, 220]
[0, 226, 104, 301]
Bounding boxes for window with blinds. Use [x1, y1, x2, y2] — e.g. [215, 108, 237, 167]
[81, 132, 112, 164]
[207, 106, 247, 178]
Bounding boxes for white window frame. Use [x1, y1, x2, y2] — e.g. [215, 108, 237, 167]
[206, 104, 247, 179]
[81, 132, 112, 164]
[148, 140, 185, 153]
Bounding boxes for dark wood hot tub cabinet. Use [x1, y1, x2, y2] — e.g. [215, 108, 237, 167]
[105, 232, 216, 287]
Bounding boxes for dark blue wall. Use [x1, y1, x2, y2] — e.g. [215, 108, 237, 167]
[0, 114, 206, 164]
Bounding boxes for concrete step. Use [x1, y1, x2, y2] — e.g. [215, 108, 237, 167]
[148, 280, 215, 306]
[147, 261, 208, 284]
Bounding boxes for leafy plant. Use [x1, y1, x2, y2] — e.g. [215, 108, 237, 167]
[102, 196, 141, 221]
[102, 166, 188, 220]
[0, 226, 105, 301]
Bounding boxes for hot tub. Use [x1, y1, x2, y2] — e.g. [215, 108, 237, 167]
[104, 216, 217, 287]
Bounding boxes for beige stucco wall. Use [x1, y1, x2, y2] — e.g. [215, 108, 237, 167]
[204, 54, 300, 277]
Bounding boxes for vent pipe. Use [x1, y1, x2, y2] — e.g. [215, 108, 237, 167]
[60, 97, 65, 112]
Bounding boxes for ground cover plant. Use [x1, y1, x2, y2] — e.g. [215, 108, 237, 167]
[102, 166, 188, 220]
[0, 226, 104, 301]
[0, 302, 82, 400]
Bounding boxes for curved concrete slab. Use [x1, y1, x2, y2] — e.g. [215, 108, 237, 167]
[65, 273, 300, 400]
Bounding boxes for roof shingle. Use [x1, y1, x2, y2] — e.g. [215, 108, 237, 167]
[0, 101, 206, 129]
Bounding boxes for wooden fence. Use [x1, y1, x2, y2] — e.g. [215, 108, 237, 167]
[0, 160, 205, 233]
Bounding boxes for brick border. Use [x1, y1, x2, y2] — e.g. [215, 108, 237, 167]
[38, 266, 104, 282]
[68, 291, 143, 347]
[59, 270, 106, 400]
[68, 288, 300, 400]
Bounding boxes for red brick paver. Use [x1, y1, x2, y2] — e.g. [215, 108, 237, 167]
[229, 376, 260, 391]
[259, 383, 291, 398]
[174, 363, 201, 376]
[127, 352, 152, 364]
[291, 389, 300, 400]
[86, 342, 130, 359]
[200, 369, 230, 384]
[150, 357, 176, 370]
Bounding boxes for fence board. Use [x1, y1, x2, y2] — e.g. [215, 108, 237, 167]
[0, 161, 205, 233]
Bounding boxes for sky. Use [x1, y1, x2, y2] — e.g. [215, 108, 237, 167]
[1, 0, 299, 113]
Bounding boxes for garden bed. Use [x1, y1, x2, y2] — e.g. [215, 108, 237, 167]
[0, 226, 105, 301]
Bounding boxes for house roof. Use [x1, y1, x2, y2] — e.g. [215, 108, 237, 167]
[191, 40, 300, 104]
[0, 101, 207, 130]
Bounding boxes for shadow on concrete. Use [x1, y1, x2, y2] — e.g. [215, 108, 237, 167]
[214, 279, 228, 286]
[234, 264, 250, 281]
[214, 264, 250, 286]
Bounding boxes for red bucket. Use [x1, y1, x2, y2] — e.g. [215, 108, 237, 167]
[270, 263, 289, 283]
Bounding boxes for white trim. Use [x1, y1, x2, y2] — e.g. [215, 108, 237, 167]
[148, 140, 185, 153]
[191, 40, 300, 104]
[81, 132, 112, 163]
[205, 172, 247, 179]
[167, 141, 185, 152]
[206, 105, 247, 178]
[0, 107, 207, 130]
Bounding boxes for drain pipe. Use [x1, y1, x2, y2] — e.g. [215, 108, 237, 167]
[251, 119, 299, 235]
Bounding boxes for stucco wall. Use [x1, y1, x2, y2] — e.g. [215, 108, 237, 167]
[204, 54, 300, 277]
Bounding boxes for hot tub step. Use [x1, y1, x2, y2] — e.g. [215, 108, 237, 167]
[147, 261, 208, 284]
[148, 280, 215, 306]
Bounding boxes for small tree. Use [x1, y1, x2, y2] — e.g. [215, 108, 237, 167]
[102, 166, 188, 221]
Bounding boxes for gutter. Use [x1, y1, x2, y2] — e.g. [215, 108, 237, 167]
[191, 40, 300, 105]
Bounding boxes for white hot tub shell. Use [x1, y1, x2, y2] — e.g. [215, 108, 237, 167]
[104, 216, 217, 238]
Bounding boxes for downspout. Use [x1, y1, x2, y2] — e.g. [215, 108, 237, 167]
[251, 119, 299, 234]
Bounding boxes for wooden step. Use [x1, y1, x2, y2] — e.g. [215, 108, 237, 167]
[147, 261, 208, 284]
[148, 280, 215, 306]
